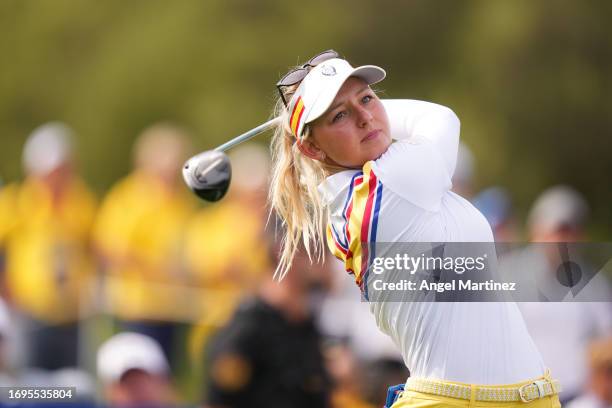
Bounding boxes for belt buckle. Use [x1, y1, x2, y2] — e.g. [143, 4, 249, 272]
[519, 380, 547, 403]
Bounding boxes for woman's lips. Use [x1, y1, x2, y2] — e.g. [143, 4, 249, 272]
[362, 129, 381, 143]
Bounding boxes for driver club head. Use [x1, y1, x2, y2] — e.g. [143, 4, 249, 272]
[182, 150, 232, 202]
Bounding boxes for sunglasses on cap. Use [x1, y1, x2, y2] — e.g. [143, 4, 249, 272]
[276, 49, 339, 108]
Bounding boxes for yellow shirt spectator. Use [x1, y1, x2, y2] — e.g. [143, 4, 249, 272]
[2, 177, 97, 324]
[93, 171, 196, 321]
[184, 198, 269, 290]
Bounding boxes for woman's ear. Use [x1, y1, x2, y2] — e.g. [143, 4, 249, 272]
[297, 138, 326, 162]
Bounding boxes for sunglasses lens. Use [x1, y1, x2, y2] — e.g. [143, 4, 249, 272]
[278, 68, 308, 86]
[309, 50, 339, 65]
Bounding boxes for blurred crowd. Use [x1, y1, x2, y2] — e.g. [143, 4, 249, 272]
[0, 123, 610, 408]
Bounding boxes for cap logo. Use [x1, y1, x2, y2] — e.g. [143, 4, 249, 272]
[321, 65, 336, 76]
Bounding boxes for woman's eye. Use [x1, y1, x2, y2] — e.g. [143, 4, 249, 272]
[362, 95, 372, 103]
[332, 111, 346, 123]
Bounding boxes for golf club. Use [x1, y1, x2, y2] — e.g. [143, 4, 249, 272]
[182, 117, 280, 201]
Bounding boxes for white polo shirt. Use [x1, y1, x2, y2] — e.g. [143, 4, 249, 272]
[319, 99, 546, 384]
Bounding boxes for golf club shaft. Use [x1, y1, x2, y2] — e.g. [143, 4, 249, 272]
[215, 117, 280, 152]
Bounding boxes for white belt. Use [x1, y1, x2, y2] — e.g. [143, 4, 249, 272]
[405, 377, 562, 403]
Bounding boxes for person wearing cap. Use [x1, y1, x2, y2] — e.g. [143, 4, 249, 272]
[93, 122, 195, 363]
[268, 50, 562, 407]
[97, 332, 176, 407]
[527, 185, 589, 243]
[0, 122, 97, 370]
[512, 186, 612, 403]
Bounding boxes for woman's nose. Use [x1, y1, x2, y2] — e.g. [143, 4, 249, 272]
[356, 107, 373, 127]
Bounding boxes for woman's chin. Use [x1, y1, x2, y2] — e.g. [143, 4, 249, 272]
[367, 138, 392, 161]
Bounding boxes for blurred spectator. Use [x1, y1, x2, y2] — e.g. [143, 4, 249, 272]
[97, 332, 176, 407]
[566, 336, 612, 408]
[324, 341, 375, 408]
[184, 143, 272, 358]
[0, 122, 97, 369]
[202, 220, 330, 408]
[473, 186, 519, 242]
[528, 185, 589, 243]
[93, 122, 195, 362]
[451, 142, 475, 199]
[514, 185, 612, 403]
[185, 143, 271, 287]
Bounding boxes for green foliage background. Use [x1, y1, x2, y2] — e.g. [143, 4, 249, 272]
[1, 0, 610, 236]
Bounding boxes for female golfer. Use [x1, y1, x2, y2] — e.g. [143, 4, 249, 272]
[269, 50, 561, 408]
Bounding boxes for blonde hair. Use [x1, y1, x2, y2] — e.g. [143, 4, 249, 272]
[268, 85, 334, 280]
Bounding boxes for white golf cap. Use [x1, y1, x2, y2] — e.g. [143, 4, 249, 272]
[23, 122, 73, 176]
[287, 58, 386, 139]
[97, 332, 169, 384]
[527, 185, 589, 233]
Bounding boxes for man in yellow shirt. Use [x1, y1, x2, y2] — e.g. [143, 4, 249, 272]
[0, 122, 97, 369]
[93, 123, 195, 361]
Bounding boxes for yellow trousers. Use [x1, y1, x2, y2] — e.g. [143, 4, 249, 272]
[392, 373, 561, 408]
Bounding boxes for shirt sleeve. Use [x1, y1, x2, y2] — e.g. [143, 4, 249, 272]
[370, 99, 460, 211]
[381, 99, 460, 178]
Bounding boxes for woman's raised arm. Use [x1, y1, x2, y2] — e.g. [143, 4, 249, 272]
[381, 99, 460, 177]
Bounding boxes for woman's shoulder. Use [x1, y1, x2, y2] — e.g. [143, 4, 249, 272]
[370, 140, 452, 211]
[318, 170, 361, 206]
